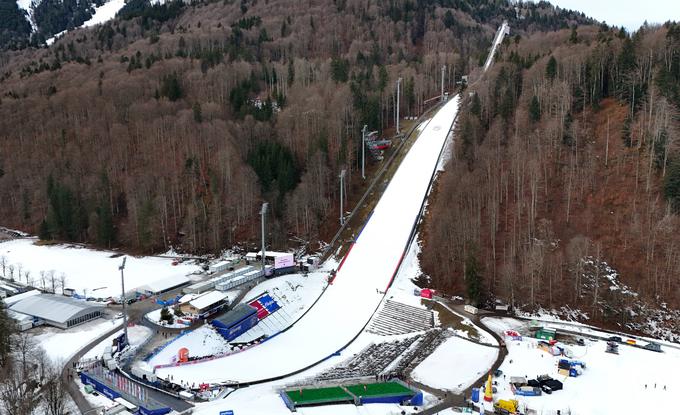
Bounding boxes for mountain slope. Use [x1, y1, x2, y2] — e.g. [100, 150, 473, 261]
[0, 0, 594, 254]
[420, 21, 680, 339]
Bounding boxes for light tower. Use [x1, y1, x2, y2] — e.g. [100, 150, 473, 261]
[339, 169, 346, 225]
[361, 125, 367, 180]
[260, 202, 268, 274]
[441, 65, 446, 102]
[118, 257, 128, 346]
[396, 77, 402, 134]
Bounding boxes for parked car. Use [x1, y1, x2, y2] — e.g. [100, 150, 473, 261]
[541, 385, 553, 394]
[126, 298, 138, 305]
[608, 336, 622, 343]
[114, 313, 124, 319]
[576, 338, 586, 346]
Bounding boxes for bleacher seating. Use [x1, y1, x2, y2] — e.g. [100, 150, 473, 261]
[383, 329, 451, 378]
[315, 336, 420, 382]
[367, 300, 433, 336]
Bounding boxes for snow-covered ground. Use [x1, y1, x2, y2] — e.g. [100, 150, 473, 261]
[483, 21, 509, 71]
[81, 324, 152, 361]
[32, 317, 120, 364]
[480, 316, 680, 415]
[0, 238, 200, 298]
[147, 325, 230, 367]
[83, 0, 126, 27]
[145, 307, 193, 329]
[234, 272, 327, 342]
[145, 272, 328, 367]
[411, 335, 498, 393]
[154, 96, 460, 385]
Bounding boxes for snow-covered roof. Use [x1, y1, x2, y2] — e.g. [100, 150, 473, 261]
[137, 274, 190, 294]
[10, 294, 104, 324]
[7, 310, 32, 322]
[189, 291, 227, 310]
[2, 289, 41, 306]
[178, 294, 198, 304]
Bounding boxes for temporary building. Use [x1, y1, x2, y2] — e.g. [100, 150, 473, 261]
[7, 310, 33, 331]
[2, 289, 41, 306]
[10, 294, 104, 329]
[179, 290, 228, 318]
[535, 327, 557, 341]
[211, 303, 259, 341]
[136, 274, 190, 296]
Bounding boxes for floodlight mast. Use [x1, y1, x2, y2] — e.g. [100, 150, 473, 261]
[119, 257, 128, 346]
[396, 78, 402, 134]
[339, 170, 346, 225]
[260, 202, 268, 274]
[361, 125, 367, 180]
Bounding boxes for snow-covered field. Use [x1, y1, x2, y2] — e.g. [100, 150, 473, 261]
[154, 96, 461, 385]
[32, 317, 120, 364]
[0, 238, 200, 298]
[412, 335, 498, 393]
[480, 316, 680, 415]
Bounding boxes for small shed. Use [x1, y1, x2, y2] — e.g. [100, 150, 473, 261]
[535, 327, 557, 341]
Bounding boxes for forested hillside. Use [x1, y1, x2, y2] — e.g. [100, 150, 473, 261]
[0, 0, 590, 253]
[421, 21, 680, 339]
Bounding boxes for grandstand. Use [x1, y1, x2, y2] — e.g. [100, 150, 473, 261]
[230, 292, 293, 343]
[314, 336, 420, 381]
[367, 300, 433, 336]
[383, 329, 452, 378]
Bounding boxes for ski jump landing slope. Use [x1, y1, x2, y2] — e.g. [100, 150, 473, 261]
[155, 97, 460, 385]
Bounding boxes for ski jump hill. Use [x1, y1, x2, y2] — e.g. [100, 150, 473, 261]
[155, 97, 461, 386]
[154, 21, 510, 387]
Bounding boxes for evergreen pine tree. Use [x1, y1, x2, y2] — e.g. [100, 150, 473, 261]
[546, 56, 557, 82]
[529, 95, 541, 122]
[570, 25, 578, 43]
[443, 10, 455, 29]
[0, 304, 15, 367]
[465, 251, 482, 306]
[664, 158, 680, 213]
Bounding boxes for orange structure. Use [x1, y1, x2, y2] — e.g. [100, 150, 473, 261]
[484, 372, 493, 402]
[178, 347, 189, 363]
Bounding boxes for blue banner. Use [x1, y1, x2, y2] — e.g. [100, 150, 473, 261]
[259, 294, 280, 314]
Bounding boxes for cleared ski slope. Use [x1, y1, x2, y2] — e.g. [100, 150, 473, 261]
[483, 20, 509, 71]
[155, 97, 460, 385]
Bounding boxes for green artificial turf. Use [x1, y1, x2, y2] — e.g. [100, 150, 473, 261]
[345, 381, 414, 397]
[285, 386, 352, 405]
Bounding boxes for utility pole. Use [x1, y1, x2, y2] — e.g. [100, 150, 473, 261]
[339, 169, 346, 225]
[361, 125, 367, 180]
[260, 202, 268, 274]
[396, 77, 402, 134]
[441, 65, 446, 102]
[118, 257, 128, 347]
